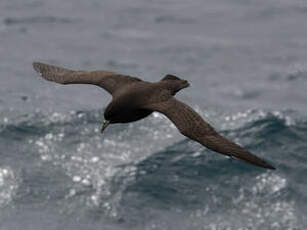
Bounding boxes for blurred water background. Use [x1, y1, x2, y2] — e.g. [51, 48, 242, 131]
[1, 0, 307, 229]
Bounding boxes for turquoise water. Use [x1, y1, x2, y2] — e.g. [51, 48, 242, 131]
[1, 0, 307, 229]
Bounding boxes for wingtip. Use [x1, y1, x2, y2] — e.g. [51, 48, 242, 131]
[253, 159, 276, 170]
[258, 158, 276, 170]
[248, 157, 276, 170]
[234, 155, 276, 170]
[266, 164, 276, 170]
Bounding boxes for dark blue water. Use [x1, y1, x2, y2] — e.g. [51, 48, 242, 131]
[1, 0, 307, 229]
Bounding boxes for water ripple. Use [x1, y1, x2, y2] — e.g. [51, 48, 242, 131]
[3, 16, 77, 26]
[0, 108, 306, 228]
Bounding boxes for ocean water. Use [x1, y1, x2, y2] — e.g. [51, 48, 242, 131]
[1, 0, 307, 229]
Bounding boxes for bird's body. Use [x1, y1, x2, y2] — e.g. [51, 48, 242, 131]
[104, 82, 154, 123]
[104, 80, 187, 123]
[33, 62, 275, 170]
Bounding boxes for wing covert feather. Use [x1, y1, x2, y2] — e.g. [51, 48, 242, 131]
[146, 98, 275, 169]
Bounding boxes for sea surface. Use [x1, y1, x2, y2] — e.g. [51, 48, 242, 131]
[1, 0, 307, 229]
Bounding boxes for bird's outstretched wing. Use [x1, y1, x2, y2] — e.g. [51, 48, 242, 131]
[145, 98, 275, 169]
[32, 62, 141, 95]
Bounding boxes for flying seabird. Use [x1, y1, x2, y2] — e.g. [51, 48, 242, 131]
[32, 62, 275, 170]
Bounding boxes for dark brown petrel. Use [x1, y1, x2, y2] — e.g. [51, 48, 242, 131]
[33, 62, 275, 170]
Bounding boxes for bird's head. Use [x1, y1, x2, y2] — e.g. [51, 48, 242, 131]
[161, 74, 190, 95]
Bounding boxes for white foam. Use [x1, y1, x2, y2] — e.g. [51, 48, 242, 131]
[0, 167, 18, 207]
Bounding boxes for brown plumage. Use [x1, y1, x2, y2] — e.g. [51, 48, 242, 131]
[33, 62, 275, 170]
